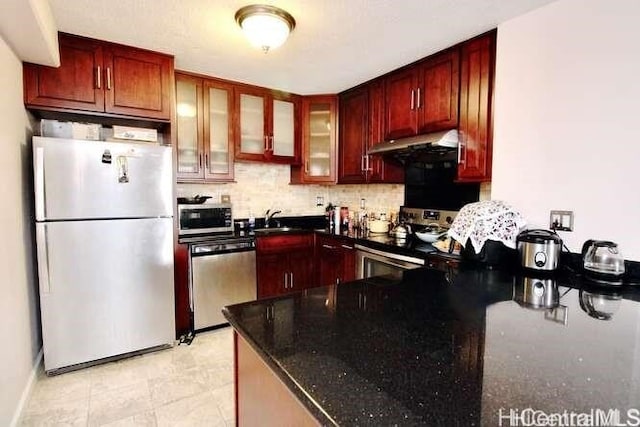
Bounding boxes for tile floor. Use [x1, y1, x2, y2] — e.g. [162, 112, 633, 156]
[19, 327, 235, 426]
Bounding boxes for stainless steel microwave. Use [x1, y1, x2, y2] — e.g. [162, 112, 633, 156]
[178, 203, 232, 235]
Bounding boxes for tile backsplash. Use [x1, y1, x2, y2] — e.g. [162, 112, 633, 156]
[177, 163, 404, 219]
[178, 163, 492, 220]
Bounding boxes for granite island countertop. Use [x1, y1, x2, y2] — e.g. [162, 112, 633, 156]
[224, 264, 640, 426]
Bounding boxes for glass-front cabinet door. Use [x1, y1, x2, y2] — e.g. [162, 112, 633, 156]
[271, 97, 296, 159]
[176, 72, 234, 183]
[204, 82, 234, 181]
[235, 88, 299, 163]
[291, 95, 337, 184]
[176, 74, 203, 180]
[236, 88, 267, 161]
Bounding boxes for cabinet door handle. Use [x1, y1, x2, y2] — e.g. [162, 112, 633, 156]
[336, 277, 340, 285]
[365, 155, 371, 172]
[458, 141, 464, 165]
[269, 135, 274, 152]
[322, 244, 336, 250]
[290, 272, 294, 289]
[283, 272, 288, 289]
[106, 67, 112, 90]
[96, 66, 101, 89]
[264, 135, 268, 151]
[341, 244, 353, 250]
[204, 153, 209, 170]
[361, 155, 366, 172]
[416, 88, 422, 109]
[198, 153, 203, 169]
[410, 89, 415, 110]
[304, 160, 309, 174]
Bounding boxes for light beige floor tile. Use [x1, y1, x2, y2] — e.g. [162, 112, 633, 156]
[30, 368, 93, 402]
[202, 359, 234, 389]
[90, 360, 149, 395]
[99, 410, 157, 427]
[155, 391, 226, 427]
[22, 327, 235, 427]
[20, 414, 88, 427]
[148, 366, 209, 408]
[20, 394, 89, 426]
[211, 384, 234, 421]
[88, 381, 152, 426]
[141, 347, 198, 380]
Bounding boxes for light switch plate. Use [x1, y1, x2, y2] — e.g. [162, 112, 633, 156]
[550, 210, 573, 231]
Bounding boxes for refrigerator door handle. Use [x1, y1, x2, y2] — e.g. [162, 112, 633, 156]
[36, 223, 51, 294]
[35, 147, 45, 221]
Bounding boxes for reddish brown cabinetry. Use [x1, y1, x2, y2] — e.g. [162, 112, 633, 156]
[256, 233, 314, 299]
[383, 49, 460, 140]
[175, 72, 234, 182]
[291, 95, 338, 184]
[315, 234, 355, 286]
[235, 333, 319, 426]
[457, 31, 496, 182]
[338, 82, 403, 184]
[234, 87, 300, 164]
[24, 33, 173, 121]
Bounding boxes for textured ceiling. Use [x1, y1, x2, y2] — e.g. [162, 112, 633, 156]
[49, 0, 556, 94]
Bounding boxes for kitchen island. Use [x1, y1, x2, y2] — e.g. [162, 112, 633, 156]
[223, 266, 640, 426]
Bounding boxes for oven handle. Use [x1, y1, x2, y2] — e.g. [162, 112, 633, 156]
[354, 244, 425, 266]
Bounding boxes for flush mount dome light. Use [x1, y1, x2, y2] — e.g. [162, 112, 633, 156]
[235, 4, 296, 53]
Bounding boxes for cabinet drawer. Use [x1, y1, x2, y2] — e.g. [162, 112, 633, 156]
[256, 233, 314, 253]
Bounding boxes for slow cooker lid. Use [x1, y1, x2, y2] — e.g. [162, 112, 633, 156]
[518, 229, 562, 244]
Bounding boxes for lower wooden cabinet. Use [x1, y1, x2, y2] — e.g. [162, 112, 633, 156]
[315, 234, 355, 286]
[235, 332, 319, 426]
[256, 233, 314, 299]
[173, 243, 191, 338]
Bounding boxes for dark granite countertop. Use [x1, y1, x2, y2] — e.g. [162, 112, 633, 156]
[224, 266, 640, 426]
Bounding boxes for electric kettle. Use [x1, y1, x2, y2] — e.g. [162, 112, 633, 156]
[581, 240, 625, 278]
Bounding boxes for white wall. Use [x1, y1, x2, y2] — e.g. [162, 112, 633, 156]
[492, 0, 640, 259]
[0, 36, 41, 425]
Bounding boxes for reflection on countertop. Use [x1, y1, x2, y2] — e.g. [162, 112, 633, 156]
[224, 267, 640, 425]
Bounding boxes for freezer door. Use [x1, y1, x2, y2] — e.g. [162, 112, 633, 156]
[33, 137, 172, 220]
[37, 218, 175, 371]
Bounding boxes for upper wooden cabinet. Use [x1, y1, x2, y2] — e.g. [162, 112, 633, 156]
[235, 87, 300, 164]
[175, 72, 234, 182]
[383, 49, 460, 140]
[457, 31, 495, 182]
[291, 95, 337, 184]
[24, 33, 173, 121]
[338, 82, 403, 184]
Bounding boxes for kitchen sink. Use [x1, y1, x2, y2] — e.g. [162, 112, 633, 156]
[253, 227, 302, 235]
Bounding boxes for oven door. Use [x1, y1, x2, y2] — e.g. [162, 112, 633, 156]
[355, 244, 424, 281]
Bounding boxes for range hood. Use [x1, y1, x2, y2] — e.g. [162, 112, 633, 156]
[368, 129, 459, 164]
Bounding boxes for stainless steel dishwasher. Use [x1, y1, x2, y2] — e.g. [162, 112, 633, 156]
[191, 237, 256, 330]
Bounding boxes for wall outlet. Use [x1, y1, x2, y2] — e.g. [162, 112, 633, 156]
[221, 194, 231, 203]
[316, 196, 324, 206]
[550, 210, 573, 231]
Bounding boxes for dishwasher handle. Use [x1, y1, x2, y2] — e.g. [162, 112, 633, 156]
[191, 244, 255, 257]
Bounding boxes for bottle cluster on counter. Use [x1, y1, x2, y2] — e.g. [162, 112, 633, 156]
[326, 200, 398, 235]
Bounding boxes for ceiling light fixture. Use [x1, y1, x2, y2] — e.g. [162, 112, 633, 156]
[235, 4, 296, 53]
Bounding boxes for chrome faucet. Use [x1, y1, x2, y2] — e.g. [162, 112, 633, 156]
[264, 209, 282, 228]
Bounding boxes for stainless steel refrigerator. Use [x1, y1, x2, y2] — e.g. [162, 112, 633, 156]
[33, 136, 175, 373]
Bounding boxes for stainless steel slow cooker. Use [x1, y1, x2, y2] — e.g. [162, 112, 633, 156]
[516, 229, 562, 271]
